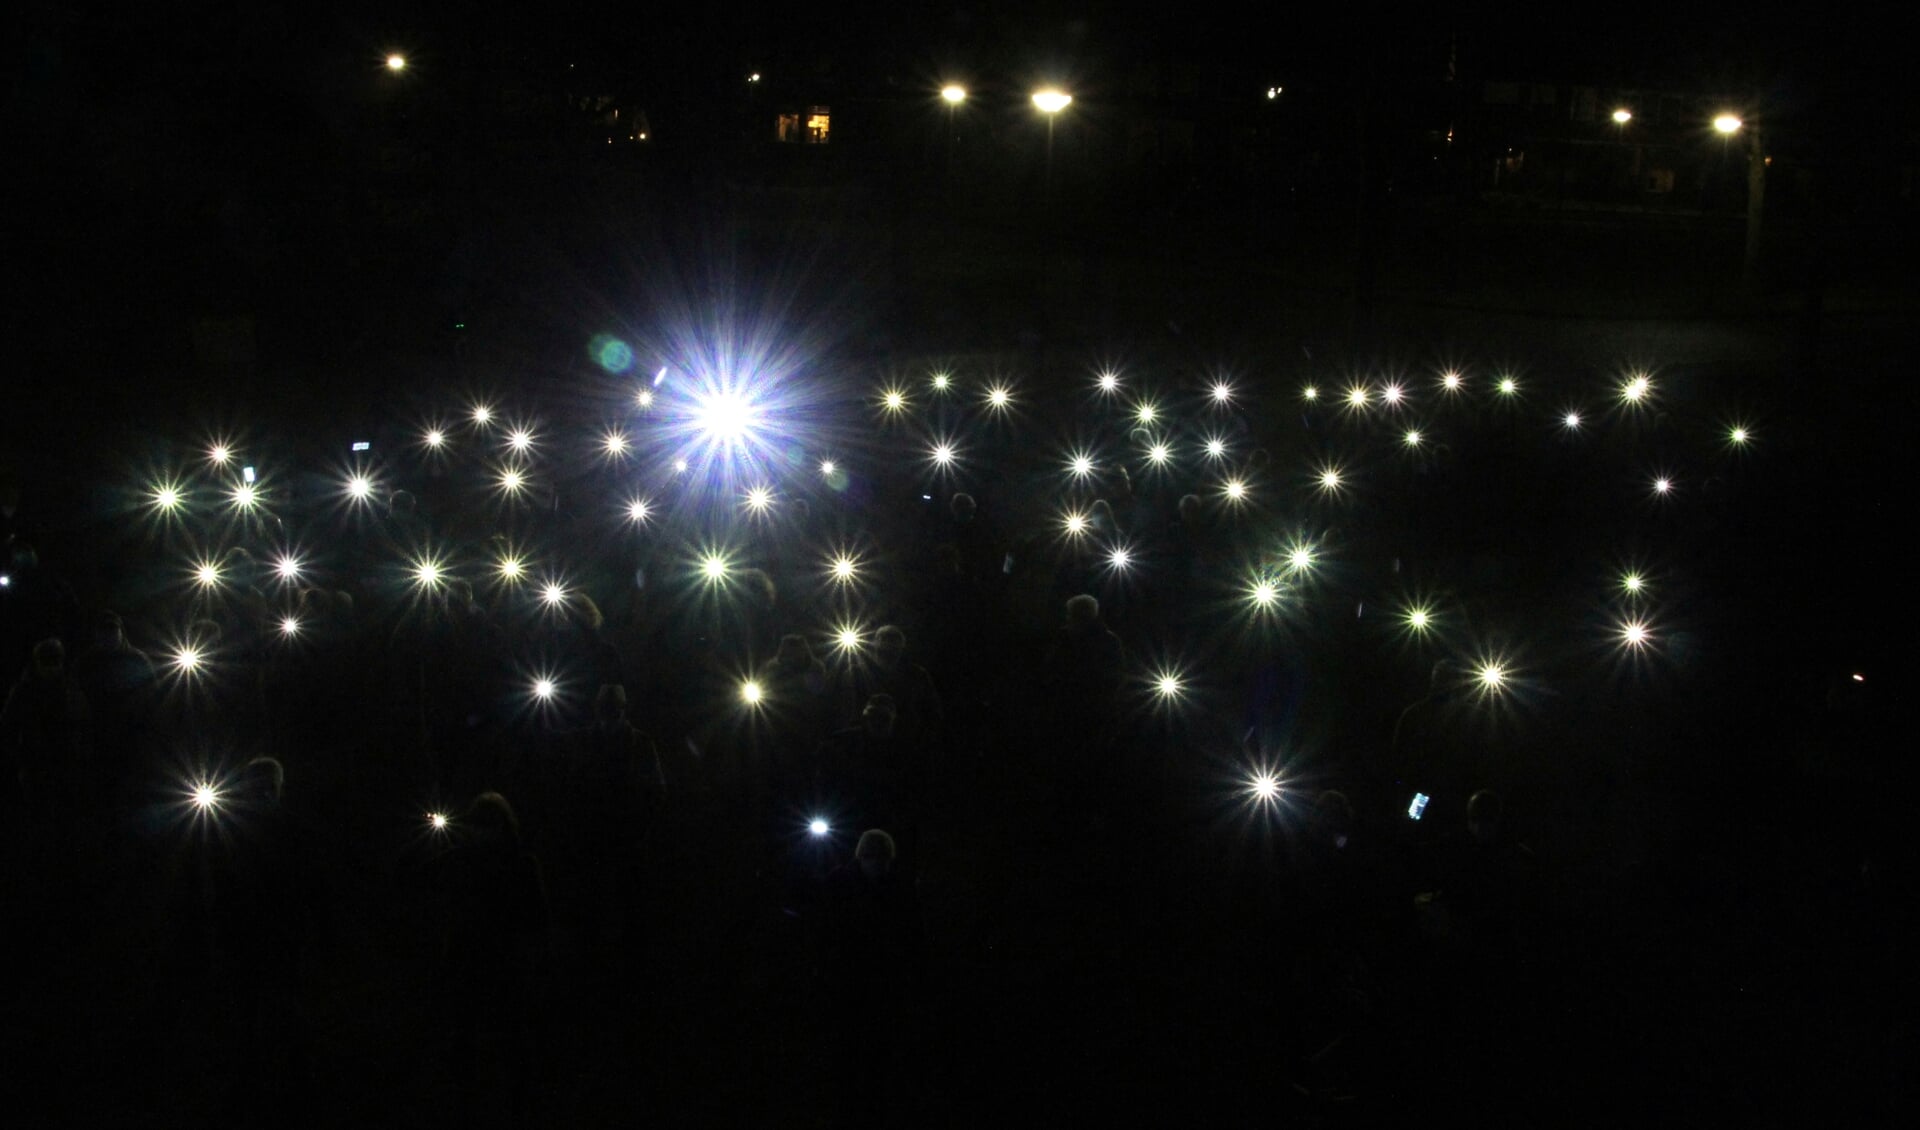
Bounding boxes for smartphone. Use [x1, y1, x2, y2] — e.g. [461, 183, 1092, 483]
[1407, 792, 1430, 820]
[351, 441, 371, 452]
[242, 465, 257, 484]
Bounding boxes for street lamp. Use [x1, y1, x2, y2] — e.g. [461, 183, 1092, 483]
[941, 85, 967, 105]
[1710, 112, 1764, 285]
[1032, 89, 1072, 191]
[940, 85, 966, 168]
[1611, 108, 1632, 124]
[1713, 113, 1742, 134]
[386, 54, 406, 72]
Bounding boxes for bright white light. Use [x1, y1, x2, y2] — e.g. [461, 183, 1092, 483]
[809, 818, 830, 836]
[533, 678, 555, 700]
[1317, 467, 1343, 492]
[932, 374, 951, 391]
[819, 459, 837, 475]
[1302, 384, 1319, 401]
[1441, 372, 1463, 392]
[1068, 453, 1095, 477]
[1249, 579, 1281, 608]
[1248, 773, 1281, 801]
[174, 647, 202, 672]
[1287, 544, 1315, 571]
[540, 582, 566, 607]
[471, 405, 493, 425]
[413, 559, 445, 588]
[1107, 545, 1133, 570]
[209, 444, 232, 465]
[1622, 375, 1652, 403]
[1032, 90, 1072, 113]
[153, 484, 183, 512]
[1622, 572, 1645, 595]
[1222, 478, 1248, 502]
[429, 812, 449, 831]
[1612, 108, 1632, 124]
[744, 485, 773, 513]
[881, 387, 908, 413]
[695, 391, 757, 442]
[1713, 114, 1742, 134]
[230, 483, 258, 510]
[829, 555, 859, 583]
[497, 557, 525, 582]
[1210, 381, 1235, 404]
[1563, 412, 1583, 430]
[346, 475, 374, 501]
[1203, 438, 1226, 459]
[425, 428, 446, 449]
[386, 54, 406, 72]
[1381, 383, 1405, 406]
[1062, 510, 1090, 537]
[1405, 607, 1432, 632]
[1346, 385, 1370, 409]
[191, 782, 221, 810]
[1619, 619, 1652, 649]
[1728, 426, 1750, 446]
[603, 430, 631, 456]
[627, 498, 652, 523]
[1652, 477, 1673, 496]
[1097, 372, 1120, 393]
[279, 616, 301, 638]
[929, 441, 957, 468]
[1152, 670, 1185, 700]
[832, 623, 864, 652]
[673, 458, 689, 473]
[1478, 664, 1507, 690]
[985, 385, 1013, 411]
[507, 429, 533, 453]
[1135, 402, 1158, 424]
[274, 555, 302, 581]
[701, 554, 731, 582]
[194, 560, 222, 588]
[497, 468, 525, 495]
[1498, 377, 1519, 396]
[941, 85, 966, 104]
[1403, 429, 1422, 448]
[740, 680, 763, 705]
[1146, 442, 1171, 466]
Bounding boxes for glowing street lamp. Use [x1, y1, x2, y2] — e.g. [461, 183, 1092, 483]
[739, 679, 764, 706]
[424, 427, 447, 450]
[228, 483, 260, 512]
[1247, 576, 1283, 611]
[1061, 509, 1091, 538]
[1380, 382, 1406, 407]
[808, 817, 831, 837]
[928, 440, 959, 471]
[1315, 465, 1344, 494]
[190, 780, 223, 812]
[1032, 89, 1072, 190]
[1476, 663, 1509, 692]
[1150, 668, 1187, 704]
[1220, 478, 1249, 504]
[1345, 385, 1370, 410]
[345, 473, 375, 505]
[497, 556, 526, 583]
[1247, 772, 1282, 803]
[428, 812, 450, 832]
[150, 481, 186, 515]
[819, 459, 838, 476]
[941, 85, 967, 105]
[386, 54, 407, 72]
[879, 386, 910, 415]
[1105, 544, 1134, 572]
[208, 443, 233, 466]
[1612, 108, 1633, 125]
[931, 373, 952, 393]
[1202, 437, 1228, 460]
[539, 581, 567, 608]
[1727, 425, 1752, 447]
[192, 559, 224, 590]
[1713, 113, 1742, 135]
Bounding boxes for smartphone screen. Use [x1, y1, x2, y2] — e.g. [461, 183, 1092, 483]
[1407, 792, 1430, 820]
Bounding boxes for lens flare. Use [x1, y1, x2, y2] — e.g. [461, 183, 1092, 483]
[1221, 478, 1249, 503]
[695, 390, 759, 443]
[808, 818, 830, 836]
[1618, 618, 1653, 650]
[602, 430, 631, 457]
[497, 556, 526, 583]
[740, 679, 763, 706]
[1621, 374, 1653, 404]
[229, 483, 259, 511]
[1477, 663, 1508, 691]
[984, 384, 1014, 412]
[1247, 576, 1283, 610]
[411, 556, 448, 591]
[273, 554, 303, 582]
[828, 554, 860, 583]
[540, 581, 567, 608]
[932, 373, 952, 392]
[1562, 411, 1583, 430]
[879, 386, 909, 414]
[1284, 539, 1317, 573]
[1248, 772, 1282, 802]
[1209, 381, 1235, 404]
[428, 812, 450, 831]
[636, 389, 655, 409]
[190, 780, 222, 812]
[1151, 668, 1187, 702]
[532, 677, 556, 700]
[174, 646, 203, 673]
[700, 553, 732, 583]
[1203, 437, 1227, 459]
[1402, 429, 1422, 448]
[832, 622, 865, 652]
[1302, 384, 1319, 401]
[626, 497, 653, 524]
[1621, 571, 1646, 596]
[1441, 371, 1464, 392]
[1097, 372, 1120, 394]
[1497, 377, 1519, 396]
[1727, 425, 1752, 446]
[506, 428, 534, 453]
[1651, 476, 1673, 496]
[278, 615, 301, 638]
[1134, 401, 1159, 425]
[1316, 465, 1344, 494]
[743, 485, 774, 513]
[928, 439, 959, 470]
[819, 459, 837, 476]
[496, 467, 526, 496]
[1146, 441, 1172, 467]
[345, 474, 375, 503]
[1106, 544, 1134, 571]
[1061, 509, 1090, 537]
[1345, 385, 1370, 409]
[471, 405, 494, 426]
[1404, 606, 1433, 633]
[424, 428, 447, 449]
[1067, 452, 1096, 478]
[149, 481, 186, 514]
[192, 559, 224, 589]
[1380, 382, 1405, 406]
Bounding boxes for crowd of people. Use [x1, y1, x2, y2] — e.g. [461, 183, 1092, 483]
[0, 363, 1766, 1122]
